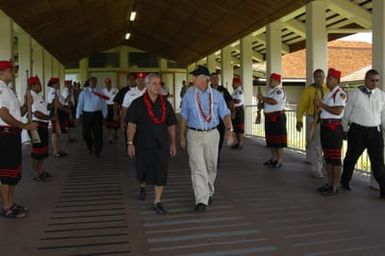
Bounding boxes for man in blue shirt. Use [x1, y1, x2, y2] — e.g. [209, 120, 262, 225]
[180, 65, 233, 212]
[76, 77, 108, 158]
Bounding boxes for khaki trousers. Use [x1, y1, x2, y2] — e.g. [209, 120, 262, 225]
[187, 129, 220, 205]
[306, 116, 324, 177]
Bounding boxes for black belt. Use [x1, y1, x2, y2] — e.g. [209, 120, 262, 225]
[188, 126, 217, 132]
[0, 126, 21, 135]
[352, 122, 380, 130]
[321, 119, 341, 124]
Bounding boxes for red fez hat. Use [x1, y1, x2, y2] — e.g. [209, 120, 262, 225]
[49, 77, 59, 84]
[233, 77, 241, 84]
[28, 76, 40, 86]
[327, 68, 341, 80]
[270, 73, 282, 82]
[105, 78, 111, 83]
[0, 60, 13, 71]
[137, 72, 145, 79]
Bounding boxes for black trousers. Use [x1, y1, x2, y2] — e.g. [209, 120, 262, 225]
[217, 121, 225, 163]
[82, 111, 103, 155]
[341, 123, 385, 195]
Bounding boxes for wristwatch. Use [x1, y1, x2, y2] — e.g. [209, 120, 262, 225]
[225, 127, 233, 132]
[127, 141, 134, 145]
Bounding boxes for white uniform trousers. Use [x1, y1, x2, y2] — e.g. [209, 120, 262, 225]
[187, 128, 220, 205]
[306, 116, 324, 177]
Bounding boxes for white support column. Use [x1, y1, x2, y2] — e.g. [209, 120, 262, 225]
[206, 54, 216, 73]
[58, 63, 65, 92]
[159, 58, 167, 72]
[120, 45, 129, 69]
[79, 58, 89, 84]
[240, 34, 253, 135]
[187, 63, 195, 83]
[306, 1, 327, 84]
[43, 51, 52, 99]
[221, 45, 233, 89]
[305, 1, 327, 162]
[266, 20, 282, 77]
[52, 58, 59, 76]
[32, 41, 44, 85]
[0, 12, 13, 60]
[52, 58, 60, 88]
[373, 0, 385, 82]
[17, 29, 32, 100]
[371, 0, 385, 190]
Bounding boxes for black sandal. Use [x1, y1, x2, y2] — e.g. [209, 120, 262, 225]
[1, 208, 27, 219]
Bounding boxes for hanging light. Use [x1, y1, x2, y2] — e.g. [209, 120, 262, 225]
[130, 11, 137, 21]
[125, 32, 131, 40]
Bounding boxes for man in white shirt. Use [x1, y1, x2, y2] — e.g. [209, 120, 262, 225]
[121, 73, 146, 130]
[29, 76, 52, 181]
[103, 78, 119, 143]
[341, 69, 385, 199]
[0, 60, 37, 218]
[62, 80, 75, 142]
[258, 73, 287, 168]
[47, 78, 68, 158]
[231, 77, 245, 149]
[315, 68, 346, 196]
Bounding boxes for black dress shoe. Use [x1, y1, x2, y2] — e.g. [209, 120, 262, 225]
[137, 187, 146, 200]
[194, 203, 206, 212]
[340, 181, 352, 190]
[263, 159, 275, 166]
[153, 202, 167, 215]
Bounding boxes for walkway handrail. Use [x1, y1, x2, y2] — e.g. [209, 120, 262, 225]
[245, 104, 371, 174]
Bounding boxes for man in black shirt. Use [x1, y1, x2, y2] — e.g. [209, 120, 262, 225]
[113, 73, 137, 143]
[210, 72, 234, 164]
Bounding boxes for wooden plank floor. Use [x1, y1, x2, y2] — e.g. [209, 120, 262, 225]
[1, 129, 385, 256]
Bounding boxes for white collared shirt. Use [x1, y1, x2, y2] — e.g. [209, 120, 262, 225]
[264, 85, 286, 113]
[103, 87, 118, 105]
[320, 86, 346, 119]
[122, 87, 146, 108]
[47, 87, 65, 105]
[231, 87, 244, 107]
[31, 91, 50, 123]
[0, 80, 22, 126]
[343, 87, 385, 130]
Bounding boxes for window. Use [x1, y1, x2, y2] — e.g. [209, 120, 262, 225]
[89, 53, 120, 68]
[129, 52, 159, 68]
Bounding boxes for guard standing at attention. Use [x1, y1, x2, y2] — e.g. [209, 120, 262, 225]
[315, 68, 346, 195]
[0, 60, 37, 218]
[258, 73, 287, 168]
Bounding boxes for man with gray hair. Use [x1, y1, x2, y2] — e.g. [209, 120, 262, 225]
[127, 73, 177, 214]
[180, 65, 233, 212]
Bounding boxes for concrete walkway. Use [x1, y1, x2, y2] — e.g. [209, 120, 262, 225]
[1, 131, 385, 256]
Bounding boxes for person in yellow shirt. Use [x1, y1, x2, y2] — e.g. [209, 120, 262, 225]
[296, 69, 328, 178]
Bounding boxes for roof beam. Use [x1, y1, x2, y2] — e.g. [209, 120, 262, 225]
[284, 19, 306, 38]
[230, 46, 264, 62]
[253, 34, 289, 54]
[327, 28, 371, 34]
[326, 0, 372, 28]
[280, 6, 306, 23]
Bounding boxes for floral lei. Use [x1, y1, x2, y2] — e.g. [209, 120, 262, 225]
[195, 88, 213, 122]
[143, 91, 166, 125]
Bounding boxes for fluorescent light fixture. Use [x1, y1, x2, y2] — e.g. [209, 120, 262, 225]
[130, 11, 137, 21]
[125, 32, 131, 40]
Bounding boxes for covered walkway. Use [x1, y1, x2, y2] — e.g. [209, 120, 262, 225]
[1, 133, 385, 256]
